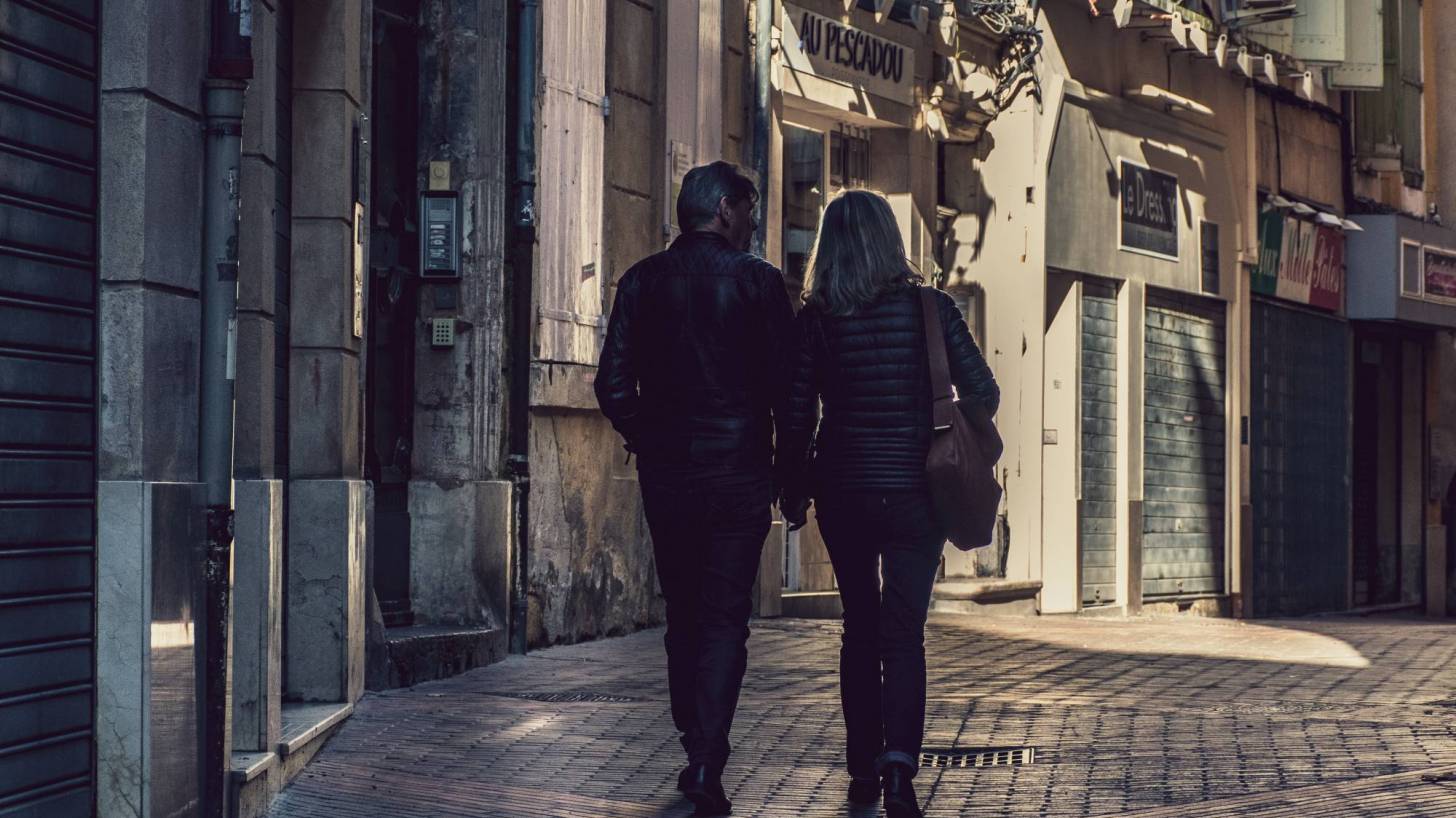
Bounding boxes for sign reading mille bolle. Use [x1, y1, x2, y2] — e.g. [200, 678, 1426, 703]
[783, 4, 914, 104]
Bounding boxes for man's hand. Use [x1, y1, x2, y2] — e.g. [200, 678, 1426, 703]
[779, 493, 810, 532]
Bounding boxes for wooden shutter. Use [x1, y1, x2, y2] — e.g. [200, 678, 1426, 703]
[1293, 0, 1346, 64]
[1328, 0, 1385, 89]
[537, 0, 607, 365]
[1397, 0, 1423, 182]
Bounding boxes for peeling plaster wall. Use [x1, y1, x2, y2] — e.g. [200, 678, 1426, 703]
[527, 413, 658, 646]
[524, 0, 668, 646]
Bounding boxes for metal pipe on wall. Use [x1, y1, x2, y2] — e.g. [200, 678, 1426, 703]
[201, 0, 252, 813]
[752, 0, 772, 256]
[508, 0, 539, 655]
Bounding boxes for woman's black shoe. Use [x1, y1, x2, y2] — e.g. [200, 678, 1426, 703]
[680, 763, 732, 816]
[677, 766, 692, 792]
[882, 763, 923, 818]
[847, 776, 880, 805]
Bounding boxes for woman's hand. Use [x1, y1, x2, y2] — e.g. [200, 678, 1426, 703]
[779, 493, 811, 531]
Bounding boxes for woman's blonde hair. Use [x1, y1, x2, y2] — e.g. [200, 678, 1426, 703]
[802, 189, 922, 316]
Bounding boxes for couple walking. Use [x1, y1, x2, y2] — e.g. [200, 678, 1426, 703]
[595, 162, 999, 817]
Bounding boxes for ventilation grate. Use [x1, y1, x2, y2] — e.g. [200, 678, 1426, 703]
[488, 691, 641, 704]
[919, 747, 1036, 769]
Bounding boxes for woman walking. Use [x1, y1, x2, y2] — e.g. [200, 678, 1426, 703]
[778, 190, 999, 818]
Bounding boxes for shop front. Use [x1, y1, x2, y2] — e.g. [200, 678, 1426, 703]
[1040, 87, 1239, 614]
[1248, 201, 1352, 616]
[1347, 215, 1456, 615]
[773, 0, 953, 602]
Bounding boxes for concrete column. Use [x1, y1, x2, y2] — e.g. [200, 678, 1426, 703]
[235, 0, 281, 478]
[408, 481, 512, 627]
[1041, 275, 1079, 614]
[285, 480, 367, 702]
[96, 481, 205, 818]
[282, 0, 370, 704]
[408, 0, 512, 631]
[231, 480, 283, 751]
[1435, 3, 1456, 226]
[1116, 281, 1146, 614]
[97, 0, 209, 813]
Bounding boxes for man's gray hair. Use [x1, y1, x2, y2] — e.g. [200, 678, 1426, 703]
[676, 161, 758, 233]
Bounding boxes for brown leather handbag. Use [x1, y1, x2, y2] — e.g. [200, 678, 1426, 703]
[920, 287, 1004, 550]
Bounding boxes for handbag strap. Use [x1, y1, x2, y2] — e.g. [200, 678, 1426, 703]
[919, 287, 958, 431]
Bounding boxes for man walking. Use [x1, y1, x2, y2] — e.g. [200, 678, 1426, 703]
[595, 161, 794, 816]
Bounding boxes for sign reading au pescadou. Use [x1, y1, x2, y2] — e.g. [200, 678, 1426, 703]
[1119, 160, 1179, 259]
[783, 4, 913, 105]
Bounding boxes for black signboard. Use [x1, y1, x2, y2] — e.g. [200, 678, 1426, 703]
[420, 191, 460, 279]
[1120, 160, 1179, 259]
[1200, 221, 1219, 294]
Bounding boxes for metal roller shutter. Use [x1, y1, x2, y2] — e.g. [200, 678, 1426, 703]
[1080, 283, 1117, 606]
[1143, 292, 1226, 598]
[0, 0, 99, 814]
[1251, 300, 1350, 616]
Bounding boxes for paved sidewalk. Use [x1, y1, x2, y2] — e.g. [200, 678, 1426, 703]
[267, 614, 1456, 817]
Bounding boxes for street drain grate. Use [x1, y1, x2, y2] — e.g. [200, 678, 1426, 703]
[919, 747, 1036, 769]
[488, 691, 641, 704]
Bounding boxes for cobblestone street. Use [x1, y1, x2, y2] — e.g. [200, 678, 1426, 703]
[266, 614, 1456, 817]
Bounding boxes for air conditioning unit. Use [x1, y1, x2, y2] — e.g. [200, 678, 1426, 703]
[1222, 0, 1297, 27]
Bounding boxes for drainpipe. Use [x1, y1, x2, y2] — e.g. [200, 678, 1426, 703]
[752, 0, 773, 256]
[508, 0, 539, 655]
[202, 0, 251, 815]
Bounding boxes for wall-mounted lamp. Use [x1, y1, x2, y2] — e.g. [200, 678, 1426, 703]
[1340, 218, 1365, 232]
[1214, 33, 1230, 68]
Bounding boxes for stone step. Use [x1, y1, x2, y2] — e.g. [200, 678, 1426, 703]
[229, 702, 354, 818]
[379, 625, 507, 690]
[931, 579, 1042, 616]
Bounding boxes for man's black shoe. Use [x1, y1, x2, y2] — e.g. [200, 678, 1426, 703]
[680, 764, 732, 816]
[882, 763, 923, 818]
[677, 766, 692, 792]
[847, 775, 880, 805]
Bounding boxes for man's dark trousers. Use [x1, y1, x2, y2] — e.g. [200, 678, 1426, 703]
[640, 474, 771, 772]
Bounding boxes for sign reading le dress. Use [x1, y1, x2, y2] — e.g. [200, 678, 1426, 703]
[783, 4, 913, 104]
[1120, 161, 1179, 259]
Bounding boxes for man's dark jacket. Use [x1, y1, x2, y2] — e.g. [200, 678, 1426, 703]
[595, 231, 795, 480]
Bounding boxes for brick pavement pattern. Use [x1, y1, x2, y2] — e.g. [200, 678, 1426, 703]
[266, 614, 1456, 817]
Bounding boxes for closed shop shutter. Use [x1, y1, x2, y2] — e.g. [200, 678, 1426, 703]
[0, 0, 99, 814]
[1251, 300, 1350, 616]
[1143, 292, 1226, 598]
[1080, 283, 1117, 606]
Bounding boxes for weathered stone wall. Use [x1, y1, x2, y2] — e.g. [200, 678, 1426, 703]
[408, 0, 512, 630]
[525, 0, 668, 646]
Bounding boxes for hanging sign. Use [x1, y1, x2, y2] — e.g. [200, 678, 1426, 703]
[1309, 225, 1345, 311]
[1252, 208, 1283, 296]
[783, 4, 914, 105]
[1119, 160, 1179, 259]
[1426, 248, 1456, 300]
[1276, 219, 1314, 305]
[1253, 207, 1345, 312]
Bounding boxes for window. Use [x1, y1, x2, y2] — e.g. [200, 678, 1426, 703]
[1356, 0, 1423, 186]
[1401, 240, 1422, 296]
[782, 124, 825, 289]
[829, 128, 871, 189]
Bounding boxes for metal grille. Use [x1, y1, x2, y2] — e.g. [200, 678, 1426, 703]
[0, 0, 100, 813]
[1142, 292, 1227, 598]
[488, 692, 641, 704]
[1080, 282, 1118, 606]
[920, 747, 1037, 769]
[1250, 300, 1350, 616]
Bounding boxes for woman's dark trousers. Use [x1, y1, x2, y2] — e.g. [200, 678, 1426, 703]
[816, 491, 944, 778]
[640, 476, 771, 773]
